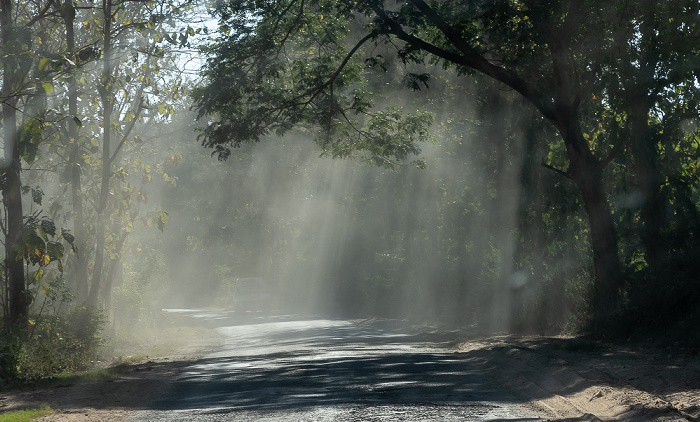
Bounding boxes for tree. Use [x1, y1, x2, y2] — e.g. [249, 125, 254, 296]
[1, 0, 26, 326]
[194, 0, 665, 323]
[588, 1, 700, 272]
[1, 0, 67, 326]
[42, 0, 191, 308]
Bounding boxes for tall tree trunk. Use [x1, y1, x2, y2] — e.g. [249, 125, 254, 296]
[1, 0, 27, 327]
[548, 24, 623, 325]
[564, 121, 623, 322]
[63, 1, 89, 302]
[88, 0, 113, 307]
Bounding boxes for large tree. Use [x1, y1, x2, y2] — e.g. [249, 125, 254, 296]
[1, 0, 67, 325]
[192, 0, 700, 324]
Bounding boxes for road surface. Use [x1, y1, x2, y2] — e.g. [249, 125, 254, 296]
[129, 311, 544, 421]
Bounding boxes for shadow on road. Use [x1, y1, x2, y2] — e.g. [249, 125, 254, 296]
[145, 315, 540, 421]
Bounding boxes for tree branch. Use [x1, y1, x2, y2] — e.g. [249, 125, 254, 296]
[110, 96, 144, 163]
[376, 0, 558, 122]
[257, 31, 377, 124]
[25, 0, 54, 26]
[541, 160, 572, 179]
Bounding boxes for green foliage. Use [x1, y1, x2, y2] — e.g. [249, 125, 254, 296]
[0, 332, 22, 383]
[16, 307, 106, 381]
[0, 306, 106, 384]
[18, 118, 43, 164]
[192, 0, 435, 165]
[0, 406, 55, 422]
[11, 214, 73, 277]
[190, 0, 700, 336]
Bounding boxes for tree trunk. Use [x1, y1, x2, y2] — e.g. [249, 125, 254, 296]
[548, 27, 623, 325]
[88, 0, 114, 307]
[62, 2, 89, 302]
[4, 157, 24, 326]
[565, 124, 623, 322]
[1, 0, 27, 327]
[576, 166, 621, 317]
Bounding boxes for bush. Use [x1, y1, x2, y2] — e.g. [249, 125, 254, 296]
[11, 306, 106, 382]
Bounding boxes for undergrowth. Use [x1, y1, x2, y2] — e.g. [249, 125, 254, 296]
[0, 306, 106, 386]
[0, 405, 55, 422]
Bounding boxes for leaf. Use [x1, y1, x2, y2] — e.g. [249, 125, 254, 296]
[40, 253, 51, 267]
[72, 115, 82, 128]
[19, 118, 43, 164]
[61, 229, 77, 253]
[22, 229, 46, 265]
[39, 57, 50, 70]
[47, 241, 64, 261]
[42, 82, 54, 95]
[33, 269, 45, 283]
[32, 187, 44, 206]
[157, 211, 169, 232]
[40, 218, 55, 237]
[148, 210, 170, 232]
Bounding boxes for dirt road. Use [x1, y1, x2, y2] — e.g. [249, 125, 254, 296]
[127, 317, 541, 421]
[1, 311, 697, 421]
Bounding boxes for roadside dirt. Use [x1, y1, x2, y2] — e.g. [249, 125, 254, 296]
[455, 335, 700, 421]
[1, 323, 698, 421]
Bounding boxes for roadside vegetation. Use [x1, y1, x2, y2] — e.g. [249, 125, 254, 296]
[0, 406, 55, 422]
[1, 0, 699, 388]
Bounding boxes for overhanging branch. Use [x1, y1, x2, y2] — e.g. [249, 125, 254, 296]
[375, 0, 558, 123]
[541, 160, 572, 179]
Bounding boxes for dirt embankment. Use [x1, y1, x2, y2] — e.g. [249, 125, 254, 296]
[456, 336, 700, 421]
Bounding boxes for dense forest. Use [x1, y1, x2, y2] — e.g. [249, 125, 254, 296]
[1, 0, 700, 381]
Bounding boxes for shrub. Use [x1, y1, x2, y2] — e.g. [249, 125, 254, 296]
[13, 306, 107, 381]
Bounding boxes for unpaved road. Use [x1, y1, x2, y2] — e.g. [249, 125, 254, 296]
[128, 312, 542, 421]
[3, 310, 698, 421]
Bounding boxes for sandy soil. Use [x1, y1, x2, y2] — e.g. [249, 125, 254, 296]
[1, 326, 698, 421]
[456, 336, 700, 421]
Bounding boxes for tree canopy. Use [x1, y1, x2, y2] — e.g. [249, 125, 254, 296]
[192, 0, 700, 330]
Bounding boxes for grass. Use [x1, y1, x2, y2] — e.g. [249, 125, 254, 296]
[0, 405, 55, 422]
[30, 365, 130, 389]
[0, 364, 131, 392]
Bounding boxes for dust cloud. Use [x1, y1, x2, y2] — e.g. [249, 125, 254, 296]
[142, 78, 585, 335]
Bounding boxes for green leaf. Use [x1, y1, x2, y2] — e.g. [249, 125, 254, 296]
[148, 210, 170, 232]
[47, 241, 65, 261]
[22, 229, 46, 265]
[42, 82, 54, 95]
[33, 269, 45, 283]
[39, 58, 51, 70]
[19, 118, 43, 164]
